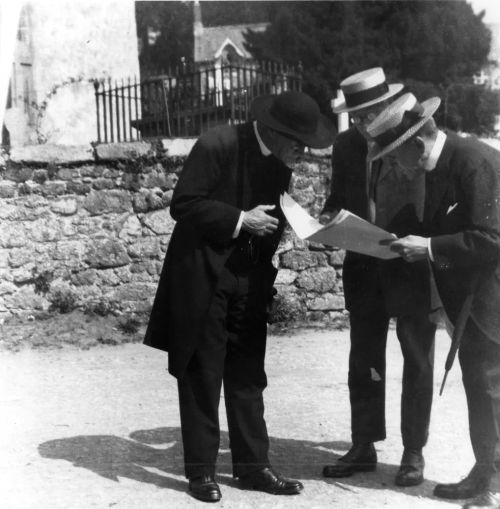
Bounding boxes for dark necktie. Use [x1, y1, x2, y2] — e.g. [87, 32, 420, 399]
[367, 161, 381, 224]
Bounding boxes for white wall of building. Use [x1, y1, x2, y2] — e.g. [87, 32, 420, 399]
[6, 0, 140, 146]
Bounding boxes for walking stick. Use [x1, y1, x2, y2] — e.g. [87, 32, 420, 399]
[439, 289, 476, 396]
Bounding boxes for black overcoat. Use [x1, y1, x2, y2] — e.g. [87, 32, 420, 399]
[144, 122, 291, 377]
[424, 133, 500, 342]
[322, 127, 431, 316]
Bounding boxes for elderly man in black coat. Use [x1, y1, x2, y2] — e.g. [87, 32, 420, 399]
[144, 91, 335, 502]
[367, 92, 500, 509]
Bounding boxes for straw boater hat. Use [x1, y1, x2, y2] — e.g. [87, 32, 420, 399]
[251, 91, 336, 149]
[366, 92, 442, 161]
[332, 67, 404, 114]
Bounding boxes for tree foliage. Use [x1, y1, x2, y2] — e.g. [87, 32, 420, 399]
[135, 1, 193, 73]
[245, 0, 494, 128]
[199, 1, 269, 27]
[135, 1, 497, 134]
[444, 83, 499, 135]
[135, 1, 268, 74]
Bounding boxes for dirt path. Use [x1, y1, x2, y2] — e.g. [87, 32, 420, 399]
[1, 327, 472, 508]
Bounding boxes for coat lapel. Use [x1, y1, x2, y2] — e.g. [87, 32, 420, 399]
[377, 158, 392, 183]
[424, 136, 456, 225]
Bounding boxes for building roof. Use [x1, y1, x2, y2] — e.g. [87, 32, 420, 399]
[194, 22, 268, 62]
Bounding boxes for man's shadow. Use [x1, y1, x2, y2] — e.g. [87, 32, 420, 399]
[38, 427, 440, 498]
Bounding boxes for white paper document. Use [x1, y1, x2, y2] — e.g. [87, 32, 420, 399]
[280, 192, 400, 260]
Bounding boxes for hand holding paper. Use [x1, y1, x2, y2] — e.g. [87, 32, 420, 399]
[280, 192, 400, 260]
[389, 235, 429, 262]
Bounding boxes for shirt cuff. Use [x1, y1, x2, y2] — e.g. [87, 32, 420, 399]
[427, 238, 434, 262]
[232, 211, 245, 238]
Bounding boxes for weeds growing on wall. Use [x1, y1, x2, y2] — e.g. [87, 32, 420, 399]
[47, 281, 78, 314]
[32, 268, 54, 296]
[117, 315, 141, 335]
[83, 297, 118, 317]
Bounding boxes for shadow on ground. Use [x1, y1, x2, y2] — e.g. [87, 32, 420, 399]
[38, 427, 442, 499]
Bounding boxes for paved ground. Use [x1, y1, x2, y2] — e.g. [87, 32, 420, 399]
[1, 327, 475, 508]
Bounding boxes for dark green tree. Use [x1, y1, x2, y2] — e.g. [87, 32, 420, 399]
[135, 1, 269, 74]
[379, 1, 491, 84]
[444, 83, 499, 135]
[135, 1, 497, 134]
[200, 1, 269, 27]
[135, 1, 193, 75]
[244, 1, 494, 128]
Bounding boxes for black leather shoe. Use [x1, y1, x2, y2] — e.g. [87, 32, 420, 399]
[463, 491, 500, 509]
[323, 443, 377, 478]
[239, 467, 303, 495]
[434, 464, 492, 500]
[395, 448, 425, 487]
[189, 475, 221, 503]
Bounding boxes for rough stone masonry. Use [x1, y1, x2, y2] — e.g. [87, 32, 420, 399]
[0, 139, 347, 325]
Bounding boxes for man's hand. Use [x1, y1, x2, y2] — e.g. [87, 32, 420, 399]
[390, 235, 429, 262]
[318, 209, 339, 225]
[242, 205, 279, 237]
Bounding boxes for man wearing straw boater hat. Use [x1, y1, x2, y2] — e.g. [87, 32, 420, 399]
[321, 68, 437, 487]
[144, 91, 335, 503]
[367, 92, 500, 509]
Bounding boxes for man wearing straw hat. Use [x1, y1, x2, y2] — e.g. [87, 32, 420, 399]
[367, 92, 500, 509]
[321, 68, 436, 487]
[144, 91, 335, 503]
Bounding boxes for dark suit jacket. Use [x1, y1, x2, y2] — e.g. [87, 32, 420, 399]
[424, 133, 500, 343]
[322, 127, 431, 315]
[144, 122, 291, 377]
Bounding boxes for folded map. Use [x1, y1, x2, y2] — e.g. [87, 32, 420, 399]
[280, 192, 400, 260]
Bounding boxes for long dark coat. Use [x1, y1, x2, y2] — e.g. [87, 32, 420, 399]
[322, 127, 432, 316]
[423, 133, 500, 342]
[144, 122, 291, 377]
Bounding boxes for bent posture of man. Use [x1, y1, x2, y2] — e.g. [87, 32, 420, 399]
[144, 91, 335, 503]
[367, 92, 500, 509]
[321, 68, 436, 487]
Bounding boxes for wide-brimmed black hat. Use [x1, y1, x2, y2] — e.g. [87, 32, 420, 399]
[250, 91, 336, 149]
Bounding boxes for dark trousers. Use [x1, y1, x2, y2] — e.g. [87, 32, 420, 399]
[348, 304, 436, 448]
[177, 264, 271, 479]
[459, 319, 500, 471]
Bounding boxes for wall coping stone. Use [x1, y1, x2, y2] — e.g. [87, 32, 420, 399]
[2, 137, 331, 170]
[161, 138, 197, 157]
[309, 146, 333, 158]
[160, 139, 331, 158]
[95, 141, 155, 161]
[9, 144, 95, 165]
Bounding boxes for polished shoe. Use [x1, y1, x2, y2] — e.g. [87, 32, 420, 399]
[188, 475, 221, 503]
[463, 491, 500, 509]
[323, 442, 377, 478]
[434, 464, 492, 500]
[239, 467, 303, 495]
[395, 448, 425, 487]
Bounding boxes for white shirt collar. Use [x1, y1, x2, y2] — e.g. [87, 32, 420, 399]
[423, 130, 446, 171]
[253, 121, 272, 156]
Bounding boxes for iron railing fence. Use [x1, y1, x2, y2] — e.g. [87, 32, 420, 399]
[94, 61, 302, 143]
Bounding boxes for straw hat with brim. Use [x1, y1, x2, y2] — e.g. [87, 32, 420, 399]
[332, 67, 404, 114]
[251, 91, 336, 149]
[367, 93, 442, 161]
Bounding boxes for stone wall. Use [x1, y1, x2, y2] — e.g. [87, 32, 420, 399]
[0, 139, 347, 325]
